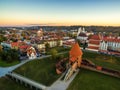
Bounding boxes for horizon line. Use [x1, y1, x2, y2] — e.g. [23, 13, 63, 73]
[0, 24, 120, 27]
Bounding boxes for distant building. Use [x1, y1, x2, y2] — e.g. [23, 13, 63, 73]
[11, 42, 19, 49]
[87, 34, 101, 51]
[27, 46, 37, 59]
[99, 36, 120, 55]
[1, 42, 11, 49]
[87, 34, 120, 55]
[37, 43, 45, 52]
[77, 27, 88, 43]
[63, 39, 75, 47]
[19, 45, 31, 52]
[45, 39, 63, 48]
[11, 41, 28, 50]
[37, 28, 43, 37]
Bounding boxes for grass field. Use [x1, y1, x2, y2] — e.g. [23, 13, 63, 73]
[0, 53, 69, 90]
[13, 53, 69, 86]
[0, 60, 19, 67]
[46, 46, 70, 55]
[0, 77, 28, 90]
[83, 51, 120, 71]
[0, 50, 120, 90]
[67, 68, 120, 90]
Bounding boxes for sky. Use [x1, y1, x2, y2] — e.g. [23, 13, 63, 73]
[0, 0, 120, 26]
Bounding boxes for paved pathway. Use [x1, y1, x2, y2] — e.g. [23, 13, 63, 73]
[8, 72, 47, 90]
[46, 69, 79, 90]
[0, 51, 67, 77]
[0, 55, 50, 77]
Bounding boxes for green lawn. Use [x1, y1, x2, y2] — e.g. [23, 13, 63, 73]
[67, 68, 120, 90]
[0, 77, 28, 90]
[46, 46, 70, 55]
[13, 53, 69, 86]
[1, 50, 119, 90]
[0, 60, 20, 67]
[83, 51, 120, 71]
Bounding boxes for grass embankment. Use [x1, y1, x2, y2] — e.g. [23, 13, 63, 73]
[14, 53, 69, 86]
[67, 68, 120, 90]
[46, 46, 70, 55]
[0, 60, 19, 67]
[0, 77, 29, 90]
[83, 51, 120, 71]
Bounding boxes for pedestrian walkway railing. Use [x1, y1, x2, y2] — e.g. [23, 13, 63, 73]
[7, 72, 47, 90]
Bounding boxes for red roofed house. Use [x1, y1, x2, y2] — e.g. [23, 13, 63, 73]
[99, 36, 120, 54]
[11, 41, 28, 50]
[19, 45, 31, 52]
[87, 34, 102, 51]
[63, 39, 75, 47]
[11, 42, 19, 49]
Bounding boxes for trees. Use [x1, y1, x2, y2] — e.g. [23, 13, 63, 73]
[45, 43, 50, 51]
[0, 45, 3, 52]
[0, 49, 19, 63]
[49, 49, 58, 60]
[83, 42, 88, 50]
[0, 35, 7, 43]
[76, 39, 81, 46]
[57, 40, 61, 46]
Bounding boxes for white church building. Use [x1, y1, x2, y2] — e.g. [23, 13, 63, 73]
[77, 27, 88, 42]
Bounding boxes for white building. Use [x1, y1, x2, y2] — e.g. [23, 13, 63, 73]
[77, 27, 88, 42]
[27, 46, 37, 59]
[99, 37, 120, 53]
[45, 40, 63, 48]
[37, 43, 45, 52]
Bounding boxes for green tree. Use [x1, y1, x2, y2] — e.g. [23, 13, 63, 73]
[21, 32, 26, 38]
[0, 45, 3, 52]
[76, 39, 81, 46]
[83, 42, 88, 50]
[6, 55, 12, 63]
[45, 43, 50, 51]
[57, 40, 61, 46]
[50, 49, 58, 60]
[0, 35, 7, 42]
[1, 49, 19, 63]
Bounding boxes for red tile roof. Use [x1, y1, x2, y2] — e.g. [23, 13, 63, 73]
[69, 42, 83, 62]
[89, 40, 100, 45]
[88, 46, 99, 50]
[90, 35, 101, 40]
[11, 42, 19, 47]
[103, 37, 120, 43]
[63, 41, 75, 45]
[79, 33, 87, 37]
[19, 45, 30, 49]
[11, 41, 27, 48]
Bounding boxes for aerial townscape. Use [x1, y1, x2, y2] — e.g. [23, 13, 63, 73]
[0, 0, 120, 90]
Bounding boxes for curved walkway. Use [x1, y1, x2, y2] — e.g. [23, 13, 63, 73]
[0, 51, 67, 77]
[0, 55, 50, 77]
